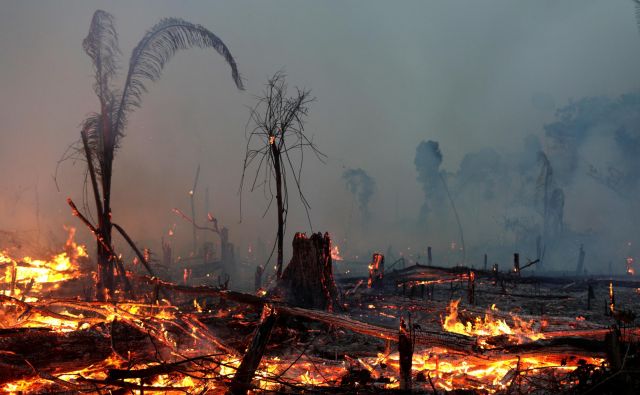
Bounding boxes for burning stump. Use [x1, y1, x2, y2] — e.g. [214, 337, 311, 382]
[368, 253, 384, 288]
[279, 232, 339, 311]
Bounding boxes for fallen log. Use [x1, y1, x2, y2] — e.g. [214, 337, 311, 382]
[277, 305, 477, 352]
[229, 306, 278, 395]
[492, 336, 606, 357]
[135, 277, 615, 357]
[0, 321, 161, 384]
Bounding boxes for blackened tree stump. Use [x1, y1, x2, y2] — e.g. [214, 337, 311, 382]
[368, 253, 384, 288]
[279, 232, 339, 311]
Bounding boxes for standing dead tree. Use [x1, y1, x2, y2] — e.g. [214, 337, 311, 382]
[536, 151, 564, 269]
[240, 72, 324, 279]
[189, 164, 201, 254]
[69, 10, 243, 300]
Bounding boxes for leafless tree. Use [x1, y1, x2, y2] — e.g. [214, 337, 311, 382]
[240, 72, 324, 279]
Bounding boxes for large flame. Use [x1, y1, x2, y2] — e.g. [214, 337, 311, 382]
[1, 228, 86, 301]
[443, 300, 545, 346]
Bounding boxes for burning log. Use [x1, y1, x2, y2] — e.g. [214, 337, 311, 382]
[229, 305, 277, 395]
[279, 232, 339, 311]
[138, 276, 479, 351]
[0, 321, 164, 385]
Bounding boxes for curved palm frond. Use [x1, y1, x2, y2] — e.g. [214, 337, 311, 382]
[82, 10, 121, 169]
[80, 112, 106, 175]
[114, 18, 244, 137]
[82, 10, 120, 102]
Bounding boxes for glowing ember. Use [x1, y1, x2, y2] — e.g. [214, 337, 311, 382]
[375, 349, 604, 393]
[331, 244, 343, 261]
[0, 231, 609, 394]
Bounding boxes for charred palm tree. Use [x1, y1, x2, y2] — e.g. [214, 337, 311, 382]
[240, 72, 324, 279]
[76, 10, 243, 300]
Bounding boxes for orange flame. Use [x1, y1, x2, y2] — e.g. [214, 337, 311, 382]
[331, 244, 343, 261]
[443, 300, 544, 346]
[1, 228, 87, 301]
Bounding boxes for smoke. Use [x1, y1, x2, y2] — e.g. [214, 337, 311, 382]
[414, 140, 445, 223]
[1, 2, 639, 280]
[455, 147, 504, 200]
[342, 168, 375, 222]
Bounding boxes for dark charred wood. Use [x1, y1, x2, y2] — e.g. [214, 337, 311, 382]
[279, 232, 339, 311]
[398, 317, 413, 391]
[229, 306, 277, 395]
[0, 321, 160, 384]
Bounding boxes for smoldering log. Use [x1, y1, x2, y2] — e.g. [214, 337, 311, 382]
[138, 276, 478, 351]
[136, 276, 619, 356]
[0, 322, 165, 384]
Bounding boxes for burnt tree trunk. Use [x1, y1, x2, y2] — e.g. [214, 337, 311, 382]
[575, 244, 585, 275]
[221, 227, 235, 274]
[398, 317, 414, 391]
[368, 253, 384, 288]
[255, 265, 264, 292]
[80, 129, 113, 301]
[280, 232, 339, 311]
[272, 144, 284, 279]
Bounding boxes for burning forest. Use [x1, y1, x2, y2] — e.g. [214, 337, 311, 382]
[2, 2, 640, 395]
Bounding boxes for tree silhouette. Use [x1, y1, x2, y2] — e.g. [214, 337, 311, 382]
[72, 10, 243, 300]
[241, 72, 324, 279]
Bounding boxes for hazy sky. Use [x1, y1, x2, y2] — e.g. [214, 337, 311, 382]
[1, 1, 639, 266]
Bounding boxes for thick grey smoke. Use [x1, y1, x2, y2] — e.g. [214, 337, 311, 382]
[545, 93, 640, 194]
[1, 1, 640, 281]
[342, 168, 375, 222]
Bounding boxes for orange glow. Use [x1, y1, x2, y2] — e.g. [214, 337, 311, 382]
[443, 300, 545, 346]
[331, 244, 343, 261]
[1, 227, 86, 301]
[0, 232, 607, 394]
